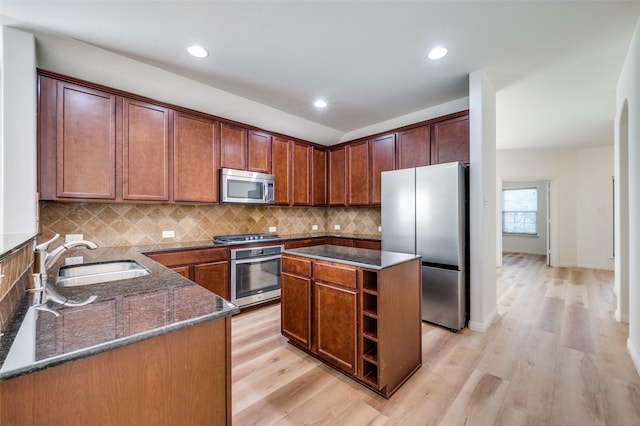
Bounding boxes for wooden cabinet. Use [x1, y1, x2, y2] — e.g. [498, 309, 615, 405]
[122, 99, 170, 201]
[312, 147, 327, 206]
[327, 237, 353, 247]
[220, 123, 247, 170]
[347, 140, 369, 206]
[398, 125, 431, 169]
[54, 80, 117, 199]
[369, 133, 396, 205]
[314, 280, 358, 375]
[280, 253, 421, 398]
[432, 115, 469, 164]
[292, 141, 311, 206]
[284, 238, 327, 249]
[329, 146, 347, 206]
[146, 247, 230, 300]
[2, 317, 232, 426]
[281, 255, 313, 349]
[194, 261, 230, 301]
[173, 112, 219, 203]
[248, 130, 272, 173]
[353, 239, 381, 250]
[272, 137, 291, 205]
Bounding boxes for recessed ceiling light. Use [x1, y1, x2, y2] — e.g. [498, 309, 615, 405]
[428, 47, 448, 60]
[314, 100, 328, 108]
[187, 45, 209, 58]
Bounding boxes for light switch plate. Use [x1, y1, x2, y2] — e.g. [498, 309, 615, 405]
[269, 226, 277, 232]
[65, 256, 83, 265]
[65, 234, 83, 243]
[312, 225, 318, 231]
[334, 225, 340, 230]
[162, 230, 175, 238]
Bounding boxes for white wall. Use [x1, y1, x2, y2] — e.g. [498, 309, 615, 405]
[616, 17, 640, 375]
[0, 26, 37, 238]
[497, 149, 576, 267]
[576, 146, 615, 270]
[501, 180, 548, 255]
[468, 70, 497, 332]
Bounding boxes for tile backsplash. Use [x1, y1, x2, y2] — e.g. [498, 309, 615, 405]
[39, 202, 381, 247]
[0, 241, 33, 336]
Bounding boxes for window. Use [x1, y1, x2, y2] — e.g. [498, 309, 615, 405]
[502, 188, 538, 235]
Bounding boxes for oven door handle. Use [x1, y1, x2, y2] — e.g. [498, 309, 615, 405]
[231, 254, 282, 264]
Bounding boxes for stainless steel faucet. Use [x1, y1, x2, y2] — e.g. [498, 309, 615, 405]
[31, 234, 99, 315]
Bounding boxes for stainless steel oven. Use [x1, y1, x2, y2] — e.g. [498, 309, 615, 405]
[230, 244, 283, 308]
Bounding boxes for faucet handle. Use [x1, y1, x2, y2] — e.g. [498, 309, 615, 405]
[35, 233, 60, 252]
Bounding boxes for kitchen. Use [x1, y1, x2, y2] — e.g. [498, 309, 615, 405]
[2, 1, 640, 425]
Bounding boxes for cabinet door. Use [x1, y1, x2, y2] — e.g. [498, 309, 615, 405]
[314, 281, 358, 375]
[281, 273, 312, 349]
[353, 240, 381, 250]
[292, 141, 311, 206]
[327, 237, 353, 247]
[312, 147, 327, 206]
[398, 125, 430, 169]
[173, 112, 218, 203]
[220, 123, 247, 170]
[122, 99, 169, 201]
[56, 81, 117, 199]
[369, 133, 396, 205]
[347, 140, 369, 206]
[171, 265, 191, 278]
[272, 137, 291, 205]
[432, 115, 469, 164]
[194, 261, 230, 300]
[248, 130, 271, 173]
[329, 146, 346, 206]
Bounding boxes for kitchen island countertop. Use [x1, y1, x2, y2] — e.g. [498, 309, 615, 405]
[283, 244, 420, 270]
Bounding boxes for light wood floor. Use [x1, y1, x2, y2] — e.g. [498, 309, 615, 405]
[231, 253, 640, 425]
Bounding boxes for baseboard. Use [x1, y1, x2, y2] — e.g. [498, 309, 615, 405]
[468, 308, 498, 333]
[627, 338, 640, 377]
[576, 262, 615, 271]
[615, 309, 629, 324]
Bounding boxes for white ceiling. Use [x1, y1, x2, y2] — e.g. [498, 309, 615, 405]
[2, 1, 639, 149]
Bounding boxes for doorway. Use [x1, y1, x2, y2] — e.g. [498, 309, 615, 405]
[501, 179, 551, 266]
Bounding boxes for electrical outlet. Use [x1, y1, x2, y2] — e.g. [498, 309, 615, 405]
[312, 225, 318, 231]
[65, 234, 83, 243]
[65, 256, 84, 265]
[378, 226, 382, 232]
[334, 224, 341, 230]
[269, 226, 277, 232]
[162, 230, 175, 239]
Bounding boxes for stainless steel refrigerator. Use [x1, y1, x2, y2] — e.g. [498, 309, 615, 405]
[381, 162, 468, 331]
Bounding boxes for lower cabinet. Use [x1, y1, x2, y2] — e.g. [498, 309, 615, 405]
[281, 254, 421, 398]
[145, 247, 230, 300]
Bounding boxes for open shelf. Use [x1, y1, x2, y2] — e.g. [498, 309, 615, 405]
[362, 270, 378, 292]
[362, 292, 378, 315]
[362, 361, 378, 386]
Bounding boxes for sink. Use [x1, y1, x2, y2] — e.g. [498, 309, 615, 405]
[56, 260, 150, 287]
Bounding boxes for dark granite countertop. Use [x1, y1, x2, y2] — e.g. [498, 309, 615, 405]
[0, 232, 381, 381]
[283, 244, 420, 270]
[0, 245, 239, 381]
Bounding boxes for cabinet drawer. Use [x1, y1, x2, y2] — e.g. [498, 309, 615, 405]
[314, 261, 357, 289]
[146, 247, 228, 268]
[282, 255, 312, 277]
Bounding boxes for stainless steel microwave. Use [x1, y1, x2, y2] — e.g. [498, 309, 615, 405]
[220, 168, 275, 204]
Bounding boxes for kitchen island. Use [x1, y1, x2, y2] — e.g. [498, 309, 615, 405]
[281, 244, 422, 398]
[0, 246, 238, 425]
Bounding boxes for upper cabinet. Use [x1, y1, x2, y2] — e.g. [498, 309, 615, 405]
[347, 140, 369, 206]
[173, 112, 218, 203]
[432, 115, 470, 165]
[292, 141, 311, 206]
[312, 147, 327, 206]
[46, 79, 118, 200]
[398, 125, 430, 169]
[272, 137, 291, 205]
[247, 130, 272, 173]
[122, 99, 170, 201]
[220, 123, 247, 170]
[369, 133, 396, 205]
[328, 146, 347, 207]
